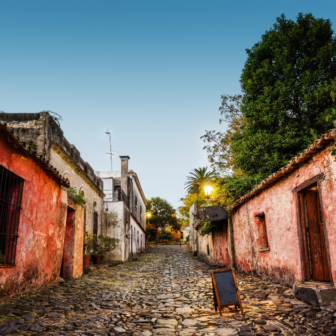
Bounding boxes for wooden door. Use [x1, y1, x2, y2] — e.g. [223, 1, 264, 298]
[305, 190, 331, 281]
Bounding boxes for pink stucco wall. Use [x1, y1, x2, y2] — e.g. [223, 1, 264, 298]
[231, 147, 336, 286]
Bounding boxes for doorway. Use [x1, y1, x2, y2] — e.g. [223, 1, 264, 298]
[93, 212, 98, 237]
[60, 207, 76, 280]
[299, 183, 331, 282]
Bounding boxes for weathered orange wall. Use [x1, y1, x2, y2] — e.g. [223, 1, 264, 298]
[0, 132, 68, 296]
[73, 205, 84, 278]
[231, 147, 336, 286]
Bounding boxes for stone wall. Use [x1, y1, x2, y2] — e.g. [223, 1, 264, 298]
[197, 233, 213, 264]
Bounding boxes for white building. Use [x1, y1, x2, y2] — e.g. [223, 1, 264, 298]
[96, 156, 146, 262]
[181, 227, 190, 241]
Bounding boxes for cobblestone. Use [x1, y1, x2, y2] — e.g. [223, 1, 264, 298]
[0, 246, 335, 335]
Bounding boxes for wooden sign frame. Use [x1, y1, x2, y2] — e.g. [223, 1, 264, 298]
[211, 268, 244, 316]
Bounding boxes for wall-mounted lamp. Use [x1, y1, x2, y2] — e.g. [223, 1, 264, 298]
[204, 183, 213, 198]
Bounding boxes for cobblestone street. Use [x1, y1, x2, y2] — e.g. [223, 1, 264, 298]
[0, 246, 335, 335]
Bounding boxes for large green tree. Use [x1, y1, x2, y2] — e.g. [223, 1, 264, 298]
[146, 197, 181, 231]
[232, 13, 336, 177]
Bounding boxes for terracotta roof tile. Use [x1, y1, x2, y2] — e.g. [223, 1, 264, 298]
[231, 128, 336, 211]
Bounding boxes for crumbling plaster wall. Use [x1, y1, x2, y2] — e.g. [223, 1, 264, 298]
[1, 113, 105, 237]
[197, 233, 213, 264]
[232, 147, 336, 286]
[103, 201, 125, 261]
[50, 148, 103, 236]
[66, 198, 85, 279]
[212, 223, 232, 267]
[0, 133, 67, 296]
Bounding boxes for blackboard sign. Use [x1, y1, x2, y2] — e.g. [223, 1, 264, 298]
[211, 268, 244, 316]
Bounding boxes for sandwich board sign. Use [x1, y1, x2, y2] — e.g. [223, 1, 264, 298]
[211, 268, 244, 316]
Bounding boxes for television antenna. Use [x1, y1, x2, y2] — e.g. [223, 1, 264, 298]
[105, 130, 118, 172]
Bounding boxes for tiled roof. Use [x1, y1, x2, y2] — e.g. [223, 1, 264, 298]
[0, 121, 70, 187]
[231, 128, 336, 211]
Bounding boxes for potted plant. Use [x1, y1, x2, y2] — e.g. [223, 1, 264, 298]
[83, 232, 95, 266]
[91, 235, 117, 264]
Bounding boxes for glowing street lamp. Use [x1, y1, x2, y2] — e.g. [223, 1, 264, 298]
[147, 213, 151, 218]
[204, 183, 213, 197]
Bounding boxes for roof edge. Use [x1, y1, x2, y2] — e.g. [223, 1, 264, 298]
[230, 128, 336, 212]
[0, 122, 70, 188]
[129, 171, 147, 207]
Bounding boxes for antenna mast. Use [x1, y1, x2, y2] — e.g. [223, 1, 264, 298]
[105, 130, 118, 172]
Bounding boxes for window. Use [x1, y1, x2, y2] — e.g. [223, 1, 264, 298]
[140, 205, 142, 219]
[0, 165, 24, 266]
[207, 244, 210, 255]
[255, 212, 269, 251]
[135, 196, 137, 209]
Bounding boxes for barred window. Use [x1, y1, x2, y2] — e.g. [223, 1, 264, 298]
[0, 166, 24, 266]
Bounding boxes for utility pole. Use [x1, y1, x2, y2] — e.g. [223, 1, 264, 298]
[105, 130, 118, 172]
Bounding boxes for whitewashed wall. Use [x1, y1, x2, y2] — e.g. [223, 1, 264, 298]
[103, 201, 125, 261]
[130, 216, 145, 255]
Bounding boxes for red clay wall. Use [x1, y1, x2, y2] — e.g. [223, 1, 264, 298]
[0, 132, 68, 296]
[231, 147, 336, 286]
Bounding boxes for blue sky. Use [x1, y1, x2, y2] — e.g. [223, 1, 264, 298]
[1, 0, 336, 209]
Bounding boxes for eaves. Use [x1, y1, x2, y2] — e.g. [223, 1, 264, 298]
[130, 213, 146, 234]
[51, 143, 105, 198]
[230, 128, 336, 212]
[0, 122, 70, 188]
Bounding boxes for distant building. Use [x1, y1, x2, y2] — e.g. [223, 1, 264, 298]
[181, 227, 190, 241]
[96, 157, 146, 262]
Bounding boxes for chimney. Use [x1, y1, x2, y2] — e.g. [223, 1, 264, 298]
[120, 156, 130, 196]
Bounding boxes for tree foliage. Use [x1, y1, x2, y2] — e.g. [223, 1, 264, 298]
[178, 193, 208, 229]
[210, 174, 263, 210]
[201, 95, 245, 174]
[158, 228, 172, 242]
[146, 197, 181, 231]
[233, 13, 336, 177]
[146, 223, 159, 242]
[184, 167, 217, 194]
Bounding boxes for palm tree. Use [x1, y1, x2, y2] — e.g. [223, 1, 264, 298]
[184, 167, 217, 194]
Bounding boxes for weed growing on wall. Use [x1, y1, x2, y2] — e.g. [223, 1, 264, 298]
[196, 219, 219, 236]
[62, 186, 87, 206]
[26, 140, 37, 150]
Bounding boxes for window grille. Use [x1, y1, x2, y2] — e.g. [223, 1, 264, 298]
[0, 165, 24, 266]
